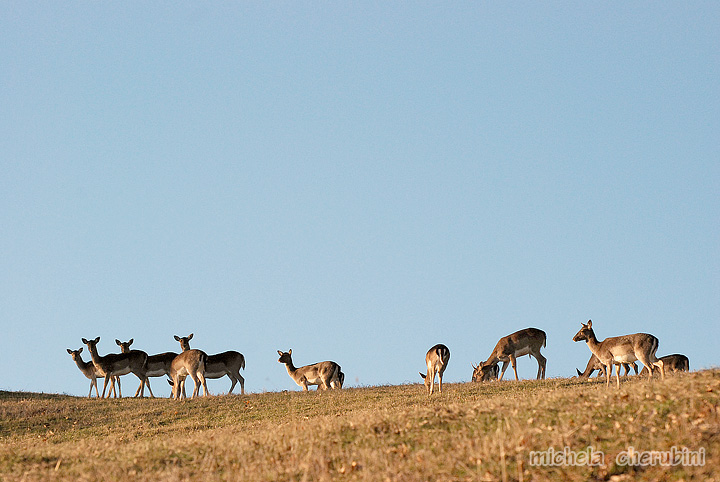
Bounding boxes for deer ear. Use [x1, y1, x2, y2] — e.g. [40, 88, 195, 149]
[587, 320, 592, 328]
[419, 372, 426, 379]
[174, 335, 180, 341]
[78, 347, 83, 354]
[277, 350, 283, 356]
[288, 349, 292, 355]
[188, 333, 194, 340]
[115, 339, 122, 346]
[67, 349, 73, 354]
[128, 339, 133, 345]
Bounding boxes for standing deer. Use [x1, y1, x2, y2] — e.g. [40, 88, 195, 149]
[116, 339, 177, 397]
[572, 320, 665, 388]
[639, 354, 689, 377]
[115, 339, 162, 398]
[169, 347, 209, 400]
[81, 337, 153, 398]
[66, 348, 120, 398]
[472, 328, 547, 382]
[277, 349, 342, 390]
[172, 334, 246, 395]
[576, 353, 637, 379]
[419, 344, 450, 394]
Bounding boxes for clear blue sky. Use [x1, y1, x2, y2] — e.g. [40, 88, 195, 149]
[2, 3, 718, 396]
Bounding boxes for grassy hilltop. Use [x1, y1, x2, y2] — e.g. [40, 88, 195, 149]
[1, 370, 719, 481]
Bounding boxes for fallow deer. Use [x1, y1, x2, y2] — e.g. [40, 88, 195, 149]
[169, 345, 209, 400]
[172, 334, 246, 395]
[81, 337, 152, 398]
[576, 353, 637, 379]
[472, 328, 547, 382]
[572, 319, 665, 388]
[471, 361, 499, 381]
[639, 354, 689, 377]
[277, 349, 342, 390]
[419, 344, 450, 394]
[66, 348, 120, 398]
[116, 339, 177, 397]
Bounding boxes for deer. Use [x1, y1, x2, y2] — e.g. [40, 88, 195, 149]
[66, 348, 120, 398]
[572, 319, 665, 388]
[169, 347, 209, 400]
[116, 339, 177, 397]
[419, 344, 450, 395]
[170, 334, 246, 395]
[639, 354, 689, 377]
[472, 328, 547, 382]
[471, 362, 499, 381]
[81, 337, 153, 398]
[277, 349, 342, 391]
[576, 353, 637, 379]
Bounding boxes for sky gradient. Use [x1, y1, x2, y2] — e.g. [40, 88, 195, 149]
[2, 2, 718, 396]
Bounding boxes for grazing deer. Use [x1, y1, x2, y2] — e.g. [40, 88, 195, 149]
[81, 337, 153, 398]
[277, 349, 342, 391]
[576, 353, 637, 379]
[572, 320, 665, 388]
[66, 348, 120, 398]
[169, 348, 209, 400]
[472, 328, 547, 382]
[639, 354, 689, 377]
[471, 361, 499, 381]
[116, 339, 177, 397]
[419, 344, 450, 394]
[172, 334, 246, 395]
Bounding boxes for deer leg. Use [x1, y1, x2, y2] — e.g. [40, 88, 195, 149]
[177, 376, 187, 400]
[535, 352, 547, 380]
[108, 377, 122, 398]
[134, 376, 145, 398]
[189, 374, 200, 399]
[615, 363, 621, 388]
[604, 364, 611, 388]
[498, 361, 510, 381]
[228, 375, 237, 394]
[101, 374, 113, 398]
[199, 372, 209, 397]
[180, 376, 187, 399]
[238, 373, 245, 395]
[145, 377, 155, 398]
[510, 355, 519, 381]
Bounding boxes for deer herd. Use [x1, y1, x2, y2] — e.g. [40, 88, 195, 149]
[68, 320, 689, 399]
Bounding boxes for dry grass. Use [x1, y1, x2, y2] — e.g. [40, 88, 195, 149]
[1, 370, 719, 481]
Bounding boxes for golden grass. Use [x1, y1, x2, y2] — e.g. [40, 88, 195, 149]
[1, 370, 719, 481]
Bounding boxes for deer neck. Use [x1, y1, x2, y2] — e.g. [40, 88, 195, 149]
[583, 330, 603, 354]
[87, 345, 102, 365]
[75, 356, 92, 372]
[283, 360, 297, 376]
[484, 352, 500, 367]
